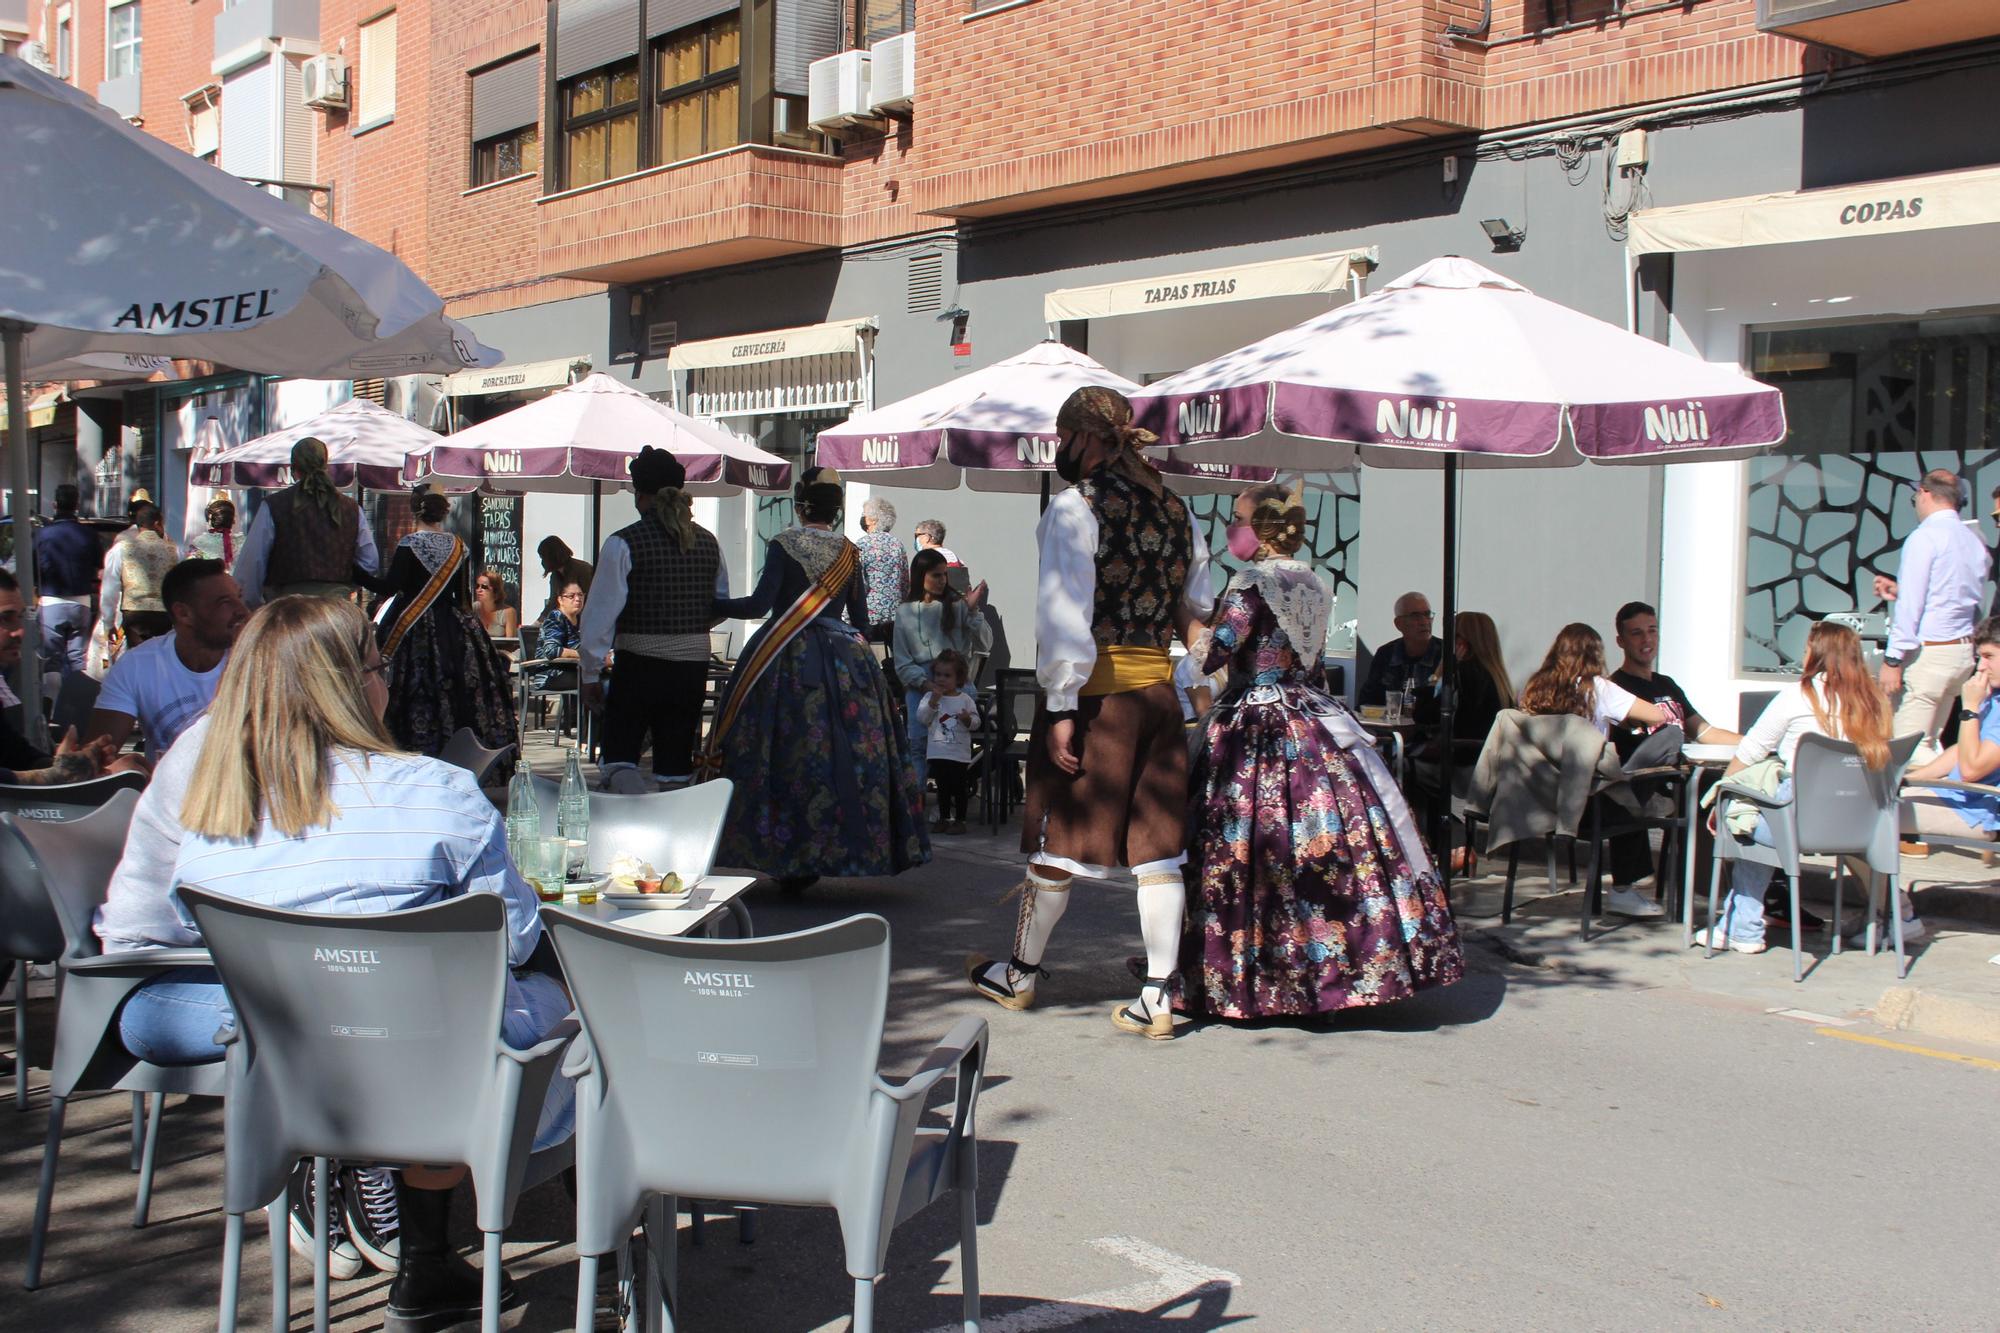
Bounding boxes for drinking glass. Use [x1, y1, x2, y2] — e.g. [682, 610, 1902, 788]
[526, 838, 566, 902]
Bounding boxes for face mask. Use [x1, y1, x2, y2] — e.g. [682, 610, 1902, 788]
[1054, 438, 1087, 484]
[1227, 523, 1261, 561]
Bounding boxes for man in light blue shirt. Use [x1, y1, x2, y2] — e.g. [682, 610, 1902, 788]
[1876, 469, 1991, 761]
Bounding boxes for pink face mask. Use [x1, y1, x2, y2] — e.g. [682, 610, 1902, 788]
[1226, 523, 1261, 561]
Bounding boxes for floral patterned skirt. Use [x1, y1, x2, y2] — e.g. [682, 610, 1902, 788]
[1180, 688, 1463, 1019]
[382, 607, 518, 762]
[715, 617, 931, 879]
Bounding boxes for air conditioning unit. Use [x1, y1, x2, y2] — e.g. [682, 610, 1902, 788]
[301, 54, 348, 110]
[868, 33, 914, 114]
[807, 50, 872, 130]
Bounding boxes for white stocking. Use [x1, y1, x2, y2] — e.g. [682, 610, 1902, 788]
[1134, 863, 1186, 1019]
[979, 865, 1070, 997]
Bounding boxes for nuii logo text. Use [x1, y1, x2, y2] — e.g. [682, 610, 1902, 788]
[860, 437, 899, 464]
[1375, 398, 1459, 443]
[1177, 395, 1224, 438]
[746, 465, 774, 488]
[1642, 401, 1710, 445]
[1017, 436, 1058, 465]
[483, 451, 523, 473]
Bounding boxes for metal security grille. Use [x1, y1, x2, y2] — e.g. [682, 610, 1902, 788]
[647, 321, 679, 358]
[688, 353, 863, 418]
[906, 252, 942, 314]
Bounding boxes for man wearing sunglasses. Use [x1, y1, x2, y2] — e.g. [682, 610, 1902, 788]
[1359, 590, 1443, 708]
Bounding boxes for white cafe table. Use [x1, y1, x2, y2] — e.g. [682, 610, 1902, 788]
[540, 874, 757, 939]
[1678, 742, 1738, 945]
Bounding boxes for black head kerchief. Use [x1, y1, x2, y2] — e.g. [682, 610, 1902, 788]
[630, 445, 687, 495]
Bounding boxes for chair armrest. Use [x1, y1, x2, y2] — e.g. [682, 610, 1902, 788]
[1710, 781, 1791, 810]
[65, 947, 213, 973]
[501, 1012, 580, 1068]
[1622, 765, 1685, 781]
[875, 1015, 989, 1106]
[1904, 778, 2000, 800]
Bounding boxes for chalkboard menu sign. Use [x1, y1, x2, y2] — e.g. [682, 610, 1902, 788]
[479, 496, 524, 611]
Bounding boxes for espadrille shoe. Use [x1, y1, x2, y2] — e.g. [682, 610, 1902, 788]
[966, 954, 1043, 1011]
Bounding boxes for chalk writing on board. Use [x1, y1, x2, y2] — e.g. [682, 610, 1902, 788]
[479, 496, 524, 607]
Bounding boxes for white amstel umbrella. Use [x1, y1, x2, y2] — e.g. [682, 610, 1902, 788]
[813, 340, 1272, 495]
[403, 373, 792, 496]
[1131, 256, 1785, 468]
[192, 397, 445, 491]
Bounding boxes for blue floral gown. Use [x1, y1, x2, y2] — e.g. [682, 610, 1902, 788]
[1181, 577, 1463, 1019]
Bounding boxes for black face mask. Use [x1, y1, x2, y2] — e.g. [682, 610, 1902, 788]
[1054, 438, 1087, 484]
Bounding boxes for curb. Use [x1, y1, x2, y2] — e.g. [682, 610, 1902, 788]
[1872, 984, 2000, 1048]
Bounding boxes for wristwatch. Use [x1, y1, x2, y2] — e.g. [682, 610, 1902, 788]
[1883, 653, 1906, 667]
[1962, 707, 1981, 722]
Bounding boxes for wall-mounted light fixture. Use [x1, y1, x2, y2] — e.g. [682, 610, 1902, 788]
[1480, 218, 1525, 253]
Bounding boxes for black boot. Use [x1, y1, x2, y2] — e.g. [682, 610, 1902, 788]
[384, 1178, 521, 1332]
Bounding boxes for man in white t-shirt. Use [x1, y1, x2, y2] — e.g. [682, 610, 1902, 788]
[87, 558, 248, 764]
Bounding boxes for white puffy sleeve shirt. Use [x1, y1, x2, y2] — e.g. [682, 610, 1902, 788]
[1035, 489, 1216, 712]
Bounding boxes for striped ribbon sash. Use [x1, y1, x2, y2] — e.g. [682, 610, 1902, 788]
[381, 537, 465, 659]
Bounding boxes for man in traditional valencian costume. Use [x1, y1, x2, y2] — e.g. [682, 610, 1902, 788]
[967, 386, 1214, 1039]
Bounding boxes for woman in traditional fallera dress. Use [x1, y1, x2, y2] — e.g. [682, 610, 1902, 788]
[375, 487, 518, 759]
[1180, 483, 1463, 1020]
[708, 467, 930, 887]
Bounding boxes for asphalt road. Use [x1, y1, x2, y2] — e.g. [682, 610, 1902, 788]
[5, 829, 1997, 1330]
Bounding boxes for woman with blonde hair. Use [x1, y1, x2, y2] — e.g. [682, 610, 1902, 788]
[1431, 609, 1514, 742]
[1177, 480, 1462, 1023]
[97, 595, 569, 1323]
[1697, 620, 1900, 955]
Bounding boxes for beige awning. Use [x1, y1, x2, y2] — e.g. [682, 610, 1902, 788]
[1043, 249, 1376, 323]
[1628, 164, 2000, 255]
[667, 317, 877, 371]
[442, 355, 589, 397]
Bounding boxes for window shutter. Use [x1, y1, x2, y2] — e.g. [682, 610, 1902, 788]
[358, 11, 397, 124]
[469, 52, 540, 142]
[189, 100, 220, 158]
[646, 0, 735, 40]
[554, 0, 639, 82]
[353, 378, 387, 404]
[773, 0, 841, 98]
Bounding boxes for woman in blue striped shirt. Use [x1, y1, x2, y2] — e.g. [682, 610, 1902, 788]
[107, 594, 568, 1327]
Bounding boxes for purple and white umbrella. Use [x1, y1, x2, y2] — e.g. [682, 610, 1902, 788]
[192, 397, 442, 491]
[1131, 256, 1785, 468]
[402, 373, 791, 496]
[815, 341, 1272, 495]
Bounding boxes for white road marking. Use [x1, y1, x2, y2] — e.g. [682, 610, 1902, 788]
[925, 1235, 1240, 1333]
[1766, 1007, 1855, 1026]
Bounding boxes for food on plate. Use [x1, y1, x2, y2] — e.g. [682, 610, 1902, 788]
[607, 853, 687, 896]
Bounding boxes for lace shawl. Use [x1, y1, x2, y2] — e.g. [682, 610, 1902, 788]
[401, 529, 459, 576]
[775, 526, 852, 583]
[1229, 558, 1331, 661]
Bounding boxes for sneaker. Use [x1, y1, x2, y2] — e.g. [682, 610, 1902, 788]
[1691, 926, 1767, 955]
[287, 1160, 365, 1281]
[1603, 885, 1666, 919]
[385, 1252, 520, 1333]
[341, 1166, 401, 1273]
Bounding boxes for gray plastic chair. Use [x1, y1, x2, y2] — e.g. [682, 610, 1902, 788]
[6, 792, 228, 1289]
[0, 769, 149, 824]
[179, 886, 576, 1333]
[1705, 732, 1923, 981]
[439, 727, 516, 786]
[530, 776, 744, 922]
[544, 912, 987, 1333]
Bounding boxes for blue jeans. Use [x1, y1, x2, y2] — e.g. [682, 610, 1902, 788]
[1720, 778, 1793, 944]
[117, 967, 577, 1149]
[40, 601, 92, 677]
[905, 688, 930, 788]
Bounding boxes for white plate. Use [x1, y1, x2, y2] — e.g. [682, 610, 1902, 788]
[602, 891, 696, 910]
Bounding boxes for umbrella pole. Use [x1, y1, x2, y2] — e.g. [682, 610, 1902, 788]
[1437, 454, 1459, 898]
[1040, 471, 1050, 515]
[2, 321, 43, 727]
[590, 481, 602, 556]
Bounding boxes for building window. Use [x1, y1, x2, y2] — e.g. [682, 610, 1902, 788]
[855, 0, 914, 45]
[560, 58, 639, 188]
[357, 10, 397, 126]
[653, 13, 739, 165]
[473, 125, 541, 185]
[55, 13, 72, 78]
[105, 0, 140, 79]
[1741, 313, 2000, 673]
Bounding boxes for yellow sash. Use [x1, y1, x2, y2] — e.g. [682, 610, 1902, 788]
[1080, 645, 1172, 697]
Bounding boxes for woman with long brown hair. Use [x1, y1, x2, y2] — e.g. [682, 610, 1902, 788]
[1520, 622, 1674, 918]
[1431, 609, 1514, 743]
[1696, 620, 1898, 955]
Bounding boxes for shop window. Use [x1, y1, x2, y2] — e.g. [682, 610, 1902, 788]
[473, 125, 541, 186]
[560, 58, 640, 189]
[106, 0, 141, 80]
[652, 13, 739, 165]
[1742, 314, 2000, 673]
[855, 0, 914, 44]
[358, 11, 397, 126]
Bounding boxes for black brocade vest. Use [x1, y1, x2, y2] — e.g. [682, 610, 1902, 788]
[1076, 468, 1191, 652]
[611, 510, 721, 636]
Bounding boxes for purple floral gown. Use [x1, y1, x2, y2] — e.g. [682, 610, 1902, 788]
[1181, 576, 1463, 1020]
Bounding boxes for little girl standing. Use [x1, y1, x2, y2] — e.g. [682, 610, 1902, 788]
[918, 649, 979, 834]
